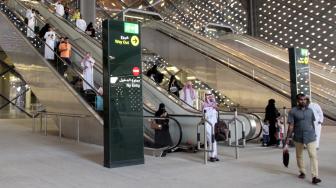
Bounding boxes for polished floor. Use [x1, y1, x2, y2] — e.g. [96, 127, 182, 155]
[0, 119, 335, 188]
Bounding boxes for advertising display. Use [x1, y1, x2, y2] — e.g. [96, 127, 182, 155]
[102, 20, 143, 168]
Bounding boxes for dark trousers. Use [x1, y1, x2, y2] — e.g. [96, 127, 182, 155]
[59, 57, 71, 75]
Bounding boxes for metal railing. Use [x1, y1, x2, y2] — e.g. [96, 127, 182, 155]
[32, 111, 90, 143]
[196, 117, 214, 164]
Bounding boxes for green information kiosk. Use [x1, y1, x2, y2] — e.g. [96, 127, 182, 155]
[288, 48, 311, 107]
[102, 20, 144, 168]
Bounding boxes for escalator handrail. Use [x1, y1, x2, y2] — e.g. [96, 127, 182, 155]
[144, 115, 183, 151]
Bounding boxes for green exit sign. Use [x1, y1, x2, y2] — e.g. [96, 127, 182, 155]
[124, 22, 139, 34]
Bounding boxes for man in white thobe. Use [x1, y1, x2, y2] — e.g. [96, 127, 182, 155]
[55, 1, 64, 17]
[202, 91, 219, 162]
[27, 10, 36, 38]
[81, 52, 95, 91]
[76, 17, 87, 32]
[180, 81, 196, 107]
[44, 28, 56, 60]
[308, 99, 324, 149]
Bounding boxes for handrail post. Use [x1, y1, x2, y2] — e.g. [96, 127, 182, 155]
[40, 113, 43, 132]
[44, 112, 48, 136]
[32, 113, 36, 132]
[234, 109, 239, 159]
[203, 117, 207, 165]
[242, 122, 246, 147]
[77, 118, 80, 143]
[59, 115, 62, 142]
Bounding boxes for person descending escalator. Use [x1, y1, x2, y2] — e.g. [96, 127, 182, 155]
[58, 37, 72, 76]
[38, 23, 50, 39]
[55, 1, 64, 17]
[146, 64, 163, 84]
[168, 75, 181, 98]
[180, 81, 196, 107]
[203, 90, 219, 162]
[76, 15, 87, 32]
[26, 9, 36, 38]
[85, 22, 96, 37]
[80, 52, 95, 91]
[154, 103, 173, 157]
[43, 27, 56, 60]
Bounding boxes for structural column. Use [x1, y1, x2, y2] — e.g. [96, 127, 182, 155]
[247, 0, 256, 36]
[80, 0, 96, 26]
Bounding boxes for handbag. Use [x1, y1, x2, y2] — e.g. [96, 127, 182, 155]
[150, 120, 162, 130]
[215, 112, 228, 141]
[169, 86, 178, 93]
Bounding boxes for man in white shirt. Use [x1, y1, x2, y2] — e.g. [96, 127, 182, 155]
[307, 98, 324, 149]
[55, 1, 64, 17]
[76, 16, 87, 32]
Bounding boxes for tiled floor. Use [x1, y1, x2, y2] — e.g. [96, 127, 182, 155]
[0, 119, 335, 188]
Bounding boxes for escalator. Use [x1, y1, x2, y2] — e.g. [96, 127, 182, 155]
[0, 1, 261, 150]
[145, 21, 336, 120]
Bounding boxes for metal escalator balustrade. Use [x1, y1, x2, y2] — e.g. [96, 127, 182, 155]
[142, 48, 238, 111]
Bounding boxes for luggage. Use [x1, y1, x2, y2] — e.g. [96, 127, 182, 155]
[215, 120, 228, 141]
[283, 146, 289, 167]
[95, 96, 103, 111]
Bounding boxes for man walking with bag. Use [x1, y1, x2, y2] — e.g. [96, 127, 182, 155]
[284, 93, 321, 184]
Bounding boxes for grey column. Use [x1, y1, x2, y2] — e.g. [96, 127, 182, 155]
[80, 0, 96, 26]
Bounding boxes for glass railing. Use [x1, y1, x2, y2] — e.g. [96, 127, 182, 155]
[142, 49, 237, 110]
[0, 2, 103, 117]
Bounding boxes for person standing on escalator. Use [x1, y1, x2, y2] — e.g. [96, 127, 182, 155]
[154, 103, 172, 157]
[58, 37, 72, 76]
[168, 75, 181, 98]
[55, 1, 64, 17]
[203, 90, 219, 162]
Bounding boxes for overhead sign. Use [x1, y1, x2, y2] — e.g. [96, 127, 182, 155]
[124, 22, 139, 34]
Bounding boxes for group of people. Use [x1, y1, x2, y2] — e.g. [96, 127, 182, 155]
[146, 65, 197, 107]
[152, 89, 219, 161]
[25, 6, 98, 111]
[262, 95, 323, 184]
[55, 1, 95, 37]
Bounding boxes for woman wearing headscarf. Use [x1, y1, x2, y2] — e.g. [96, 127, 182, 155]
[154, 103, 172, 157]
[85, 22, 96, 37]
[265, 99, 280, 146]
[168, 75, 181, 97]
[38, 23, 50, 39]
[202, 90, 219, 162]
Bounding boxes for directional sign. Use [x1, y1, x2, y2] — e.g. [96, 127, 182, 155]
[103, 20, 143, 168]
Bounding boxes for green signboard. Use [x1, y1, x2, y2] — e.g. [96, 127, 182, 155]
[289, 48, 311, 107]
[102, 20, 143, 168]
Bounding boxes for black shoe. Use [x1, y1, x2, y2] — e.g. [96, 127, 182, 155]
[215, 158, 220, 161]
[209, 157, 216, 162]
[298, 172, 306, 179]
[161, 151, 167, 157]
[312, 177, 321, 184]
